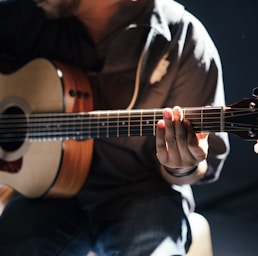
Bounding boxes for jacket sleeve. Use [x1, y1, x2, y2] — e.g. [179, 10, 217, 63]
[165, 10, 230, 184]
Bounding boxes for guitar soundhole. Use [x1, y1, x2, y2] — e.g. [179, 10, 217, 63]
[0, 106, 27, 152]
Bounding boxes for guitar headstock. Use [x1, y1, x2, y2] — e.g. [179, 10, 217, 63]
[225, 92, 258, 141]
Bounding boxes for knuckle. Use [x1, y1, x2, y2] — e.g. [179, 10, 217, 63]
[178, 133, 187, 142]
[166, 136, 177, 145]
[156, 142, 167, 151]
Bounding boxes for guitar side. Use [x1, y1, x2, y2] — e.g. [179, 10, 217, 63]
[0, 59, 93, 198]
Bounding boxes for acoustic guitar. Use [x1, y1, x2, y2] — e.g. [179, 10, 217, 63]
[0, 59, 257, 198]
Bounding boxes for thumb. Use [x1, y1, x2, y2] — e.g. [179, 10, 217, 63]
[197, 133, 209, 153]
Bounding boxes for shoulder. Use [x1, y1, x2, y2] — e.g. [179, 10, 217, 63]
[156, 0, 185, 24]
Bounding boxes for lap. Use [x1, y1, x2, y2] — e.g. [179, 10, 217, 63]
[0, 193, 91, 256]
[91, 190, 191, 256]
[0, 185, 191, 256]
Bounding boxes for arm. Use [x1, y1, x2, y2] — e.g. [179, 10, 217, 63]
[155, 10, 229, 185]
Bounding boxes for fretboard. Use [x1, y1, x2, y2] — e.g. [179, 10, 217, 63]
[22, 107, 224, 141]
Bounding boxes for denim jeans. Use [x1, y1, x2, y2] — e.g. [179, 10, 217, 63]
[0, 188, 191, 256]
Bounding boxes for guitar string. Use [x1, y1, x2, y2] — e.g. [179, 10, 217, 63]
[0, 119, 256, 132]
[0, 127, 255, 142]
[0, 123, 256, 137]
[0, 125, 256, 140]
[0, 109, 256, 140]
[0, 108, 255, 123]
[0, 124, 255, 141]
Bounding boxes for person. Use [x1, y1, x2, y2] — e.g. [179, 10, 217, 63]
[0, 0, 229, 255]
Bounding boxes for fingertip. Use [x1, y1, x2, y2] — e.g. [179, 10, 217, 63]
[162, 108, 173, 120]
[172, 106, 183, 121]
[157, 119, 165, 129]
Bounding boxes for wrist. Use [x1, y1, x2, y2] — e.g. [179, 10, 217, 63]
[164, 165, 198, 178]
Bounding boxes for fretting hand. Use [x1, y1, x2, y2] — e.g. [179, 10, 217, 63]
[156, 106, 209, 184]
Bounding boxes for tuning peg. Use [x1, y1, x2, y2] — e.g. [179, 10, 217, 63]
[252, 87, 258, 98]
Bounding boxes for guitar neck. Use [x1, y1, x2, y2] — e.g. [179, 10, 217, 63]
[25, 106, 225, 141]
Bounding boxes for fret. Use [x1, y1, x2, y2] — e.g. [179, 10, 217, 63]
[73, 115, 80, 140]
[79, 114, 88, 139]
[142, 110, 157, 136]
[201, 107, 203, 131]
[69, 114, 76, 139]
[97, 112, 100, 138]
[106, 111, 110, 138]
[185, 107, 222, 132]
[129, 112, 141, 136]
[40, 115, 48, 140]
[53, 114, 60, 140]
[60, 114, 72, 140]
[87, 113, 91, 139]
[203, 107, 222, 132]
[28, 115, 36, 141]
[140, 110, 142, 136]
[88, 111, 110, 139]
[116, 111, 119, 137]
[30, 115, 46, 141]
[98, 116, 108, 138]
[80, 114, 84, 140]
[88, 112, 98, 139]
[220, 107, 225, 132]
[104, 112, 118, 138]
[64, 114, 77, 140]
[118, 112, 129, 137]
[153, 109, 157, 136]
[128, 111, 131, 137]
[63, 114, 68, 140]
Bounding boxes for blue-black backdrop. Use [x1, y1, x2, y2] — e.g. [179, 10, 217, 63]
[177, 1, 258, 255]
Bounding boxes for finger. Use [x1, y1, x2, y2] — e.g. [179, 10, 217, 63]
[156, 119, 168, 164]
[162, 108, 181, 164]
[173, 107, 195, 165]
[185, 119, 208, 161]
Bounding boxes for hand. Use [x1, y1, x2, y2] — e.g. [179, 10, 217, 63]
[156, 107, 208, 173]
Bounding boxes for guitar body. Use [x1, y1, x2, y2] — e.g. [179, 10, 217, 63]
[0, 59, 93, 198]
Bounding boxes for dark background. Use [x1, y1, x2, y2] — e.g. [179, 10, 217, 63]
[177, 1, 258, 255]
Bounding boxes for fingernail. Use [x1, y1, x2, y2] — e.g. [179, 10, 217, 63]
[163, 109, 172, 119]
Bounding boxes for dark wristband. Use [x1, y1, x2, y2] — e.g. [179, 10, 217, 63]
[164, 165, 198, 177]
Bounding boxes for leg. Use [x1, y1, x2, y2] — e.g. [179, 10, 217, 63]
[0, 193, 91, 256]
[92, 190, 191, 256]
